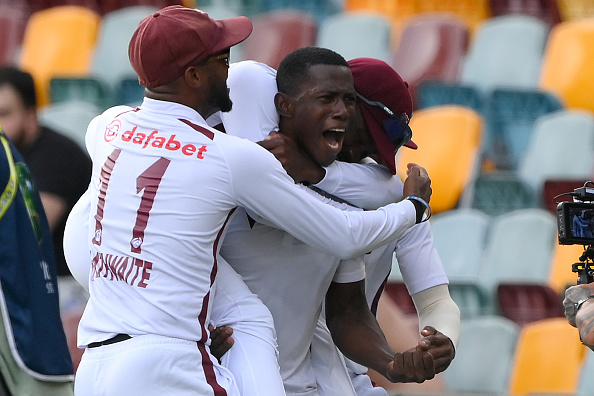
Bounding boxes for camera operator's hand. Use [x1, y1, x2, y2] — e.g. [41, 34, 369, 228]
[564, 284, 594, 327]
[565, 283, 594, 350]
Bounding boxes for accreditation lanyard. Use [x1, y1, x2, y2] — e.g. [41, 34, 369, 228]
[0, 133, 18, 220]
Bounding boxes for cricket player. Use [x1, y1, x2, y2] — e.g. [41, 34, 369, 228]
[68, 7, 433, 396]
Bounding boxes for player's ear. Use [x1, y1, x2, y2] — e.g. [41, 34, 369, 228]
[274, 92, 294, 118]
[184, 65, 204, 88]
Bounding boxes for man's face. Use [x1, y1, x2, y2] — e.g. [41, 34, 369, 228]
[289, 64, 356, 167]
[0, 84, 33, 148]
[204, 51, 233, 114]
[338, 105, 382, 165]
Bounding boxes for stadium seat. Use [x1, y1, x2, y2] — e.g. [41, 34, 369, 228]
[396, 105, 483, 213]
[391, 224, 491, 319]
[479, 209, 557, 305]
[344, 0, 417, 19]
[391, 13, 469, 106]
[508, 317, 585, 395]
[345, 0, 417, 45]
[240, 10, 317, 69]
[90, 5, 158, 90]
[556, 0, 594, 21]
[414, 0, 491, 33]
[316, 11, 394, 62]
[49, 77, 115, 110]
[443, 316, 519, 393]
[542, 179, 588, 214]
[484, 88, 564, 170]
[489, 0, 562, 27]
[258, 0, 342, 22]
[517, 109, 594, 197]
[469, 172, 536, 217]
[99, 0, 183, 14]
[47, 6, 157, 107]
[496, 283, 564, 327]
[548, 243, 585, 295]
[539, 18, 594, 112]
[430, 208, 491, 282]
[577, 348, 594, 396]
[0, 5, 27, 66]
[460, 15, 550, 94]
[18, 5, 101, 106]
[415, 81, 484, 112]
[38, 101, 102, 151]
[116, 77, 145, 107]
[448, 282, 493, 318]
[27, 0, 103, 15]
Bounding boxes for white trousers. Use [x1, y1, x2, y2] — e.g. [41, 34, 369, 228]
[74, 334, 239, 396]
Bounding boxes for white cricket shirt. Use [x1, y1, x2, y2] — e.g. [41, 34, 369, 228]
[77, 98, 417, 348]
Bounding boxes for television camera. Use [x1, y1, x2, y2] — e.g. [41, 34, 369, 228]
[556, 182, 594, 284]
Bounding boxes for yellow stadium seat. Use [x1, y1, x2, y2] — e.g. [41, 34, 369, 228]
[557, 0, 594, 21]
[396, 105, 482, 213]
[548, 243, 586, 295]
[413, 0, 491, 33]
[345, 0, 414, 16]
[539, 18, 594, 112]
[508, 317, 585, 395]
[18, 5, 100, 106]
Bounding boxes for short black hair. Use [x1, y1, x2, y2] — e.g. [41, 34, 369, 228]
[277, 47, 349, 96]
[0, 67, 37, 109]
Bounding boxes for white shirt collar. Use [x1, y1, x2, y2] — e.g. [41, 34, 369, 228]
[140, 97, 207, 126]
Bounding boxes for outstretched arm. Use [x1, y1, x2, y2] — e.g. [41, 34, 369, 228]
[325, 280, 436, 383]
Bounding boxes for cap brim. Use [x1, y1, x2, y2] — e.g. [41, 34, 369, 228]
[404, 139, 418, 149]
[212, 16, 253, 54]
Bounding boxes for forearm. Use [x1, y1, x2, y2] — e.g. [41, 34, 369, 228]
[576, 300, 594, 350]
[315, 160, 402, 210]
[412, 285, 461, 348]
[326, 282, 394, 377]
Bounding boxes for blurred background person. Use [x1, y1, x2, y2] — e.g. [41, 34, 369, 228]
[0, 66, 92, 313]
[0, 125, 74, 395]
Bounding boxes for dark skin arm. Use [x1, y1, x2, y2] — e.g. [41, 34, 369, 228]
[258, 131, 325, 185]
[258, 132, 432, 221]
[325, 280, 436, 383]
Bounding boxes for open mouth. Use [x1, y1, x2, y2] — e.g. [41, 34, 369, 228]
[323, 128, 345, 151]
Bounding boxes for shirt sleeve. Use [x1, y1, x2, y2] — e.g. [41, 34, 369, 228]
[314, 160, 404, 210]
[221, 61, 280, 142]
[223, 140, 417, 260]
[332, 255, 366, 284]
[395, 221, 449, 295]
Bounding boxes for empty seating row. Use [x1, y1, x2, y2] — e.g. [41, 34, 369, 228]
[388, 207, 581, 325]
[443, 316, 587, 395]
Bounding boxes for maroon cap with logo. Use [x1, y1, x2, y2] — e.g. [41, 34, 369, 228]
[348, 58, 417, 175]
[128, 6, 253, 88]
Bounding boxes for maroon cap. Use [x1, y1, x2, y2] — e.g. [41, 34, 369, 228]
[128, 6, 253, 88]
[348, 58, 417, 175]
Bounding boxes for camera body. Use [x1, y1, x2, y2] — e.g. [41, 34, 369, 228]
[557, 201, 594, 245]
[557, 184, 594, 285]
